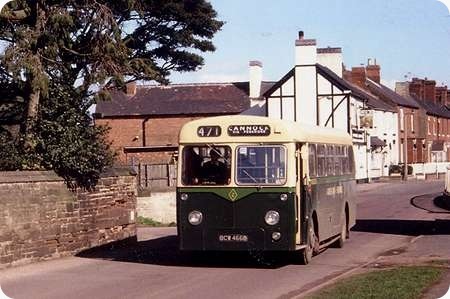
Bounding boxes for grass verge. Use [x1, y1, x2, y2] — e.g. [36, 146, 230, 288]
[137, 216, 176, 227]
[306, 266, 445, 299]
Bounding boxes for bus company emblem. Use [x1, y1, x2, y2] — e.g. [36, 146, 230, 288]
[228, 189, 238, 201]
[227, 125, 270, 136]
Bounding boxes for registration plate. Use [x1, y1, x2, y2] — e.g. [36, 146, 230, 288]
[218, 234, 248, 242]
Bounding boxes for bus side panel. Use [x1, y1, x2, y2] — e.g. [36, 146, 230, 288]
[312, 178, 356, 242]
[313, 181, 334, 241]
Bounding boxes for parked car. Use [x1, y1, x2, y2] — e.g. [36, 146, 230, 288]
[389, 164, 413, 176]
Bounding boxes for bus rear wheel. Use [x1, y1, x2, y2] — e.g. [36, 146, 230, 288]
[334, 211, 348, 248]
[300, 220, 318, 265]
[334, 221, 346, 248]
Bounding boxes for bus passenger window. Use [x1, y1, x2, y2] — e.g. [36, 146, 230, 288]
[182, 146, 231, 185]
[308, 144, 317, 178]
[348, 146, 355, 174]
[342, 146, 349, 174]
[317, 144, 326, 177]
[327, 145, 335, 176]
[335, 146, 343, 176]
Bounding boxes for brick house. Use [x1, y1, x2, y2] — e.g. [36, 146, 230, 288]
[94, 77, 274, 165]
[396, 78, 450, 163]
[343, 63, 422, 165]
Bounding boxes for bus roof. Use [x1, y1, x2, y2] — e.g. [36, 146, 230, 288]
[179, 115, 352, 145]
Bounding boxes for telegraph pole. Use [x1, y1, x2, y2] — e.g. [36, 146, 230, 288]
[403, 111, 408, 180]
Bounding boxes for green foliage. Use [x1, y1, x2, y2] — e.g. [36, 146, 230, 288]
[0, 0, 223, 188]
[137, 216, 176, 227]
[307, 266, 444, 299]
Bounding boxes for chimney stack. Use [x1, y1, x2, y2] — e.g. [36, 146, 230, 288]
[366, 59, 380, 84]
[294, 31, 317, 125]
[126, 82, 137, 96]
[295, 31, 317, 66]
[424, 79, 436, 103]
[350, 67, 366, 89]
[249, 61, 263, 98]
[317, 47, 343, 77]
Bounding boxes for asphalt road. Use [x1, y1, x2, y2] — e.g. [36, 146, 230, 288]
[1, 179, 450, 299]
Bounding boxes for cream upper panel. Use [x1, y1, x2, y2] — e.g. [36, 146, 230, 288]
[179, 115, 352, 145]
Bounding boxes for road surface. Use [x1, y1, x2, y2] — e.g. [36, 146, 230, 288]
[1, 179, 449, 299]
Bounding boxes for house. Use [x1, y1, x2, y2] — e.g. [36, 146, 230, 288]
[94, 71, 275, 165]
[344, 63, 420, 169]
[396, 78, 450, 163]
[260, 32, 398, 182]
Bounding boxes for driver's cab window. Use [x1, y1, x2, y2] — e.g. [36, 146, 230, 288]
[182, 146, 231, 185]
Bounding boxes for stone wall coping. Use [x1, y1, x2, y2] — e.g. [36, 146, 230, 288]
[0, 167, 136, 184]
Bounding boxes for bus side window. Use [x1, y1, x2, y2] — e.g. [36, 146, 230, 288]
[326, 145, 335, 176]
[308, 144, 317, 178]
[348, 145, 355, 174]
[317, 144, 326, 177]
[342, 146, 349, 174]
[334, 146, 340, 176]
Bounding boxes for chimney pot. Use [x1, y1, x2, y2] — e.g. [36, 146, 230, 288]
[298, 31, 304, 40]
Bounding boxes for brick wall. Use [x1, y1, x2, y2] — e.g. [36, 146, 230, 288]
[97, 115, 205, 165]
[0, 169, 137, 269]
[95, 118, 143, 163]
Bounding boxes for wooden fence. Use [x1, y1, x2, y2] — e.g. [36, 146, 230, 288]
[135, 163, 177, 191]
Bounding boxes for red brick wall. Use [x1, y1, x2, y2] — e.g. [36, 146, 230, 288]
[144, 117, 199, 146]
[96, 116, 206, 165]
[95, 118, 143, 163]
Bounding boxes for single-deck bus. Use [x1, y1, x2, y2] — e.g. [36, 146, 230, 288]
[177, 115, 356, 264]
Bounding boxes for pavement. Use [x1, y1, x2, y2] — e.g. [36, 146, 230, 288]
[403, 188, 450, 299]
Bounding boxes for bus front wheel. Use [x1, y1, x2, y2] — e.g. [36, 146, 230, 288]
[300, 220, 318, 265]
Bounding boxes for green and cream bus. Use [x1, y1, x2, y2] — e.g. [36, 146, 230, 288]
[177, 115, 356, 264]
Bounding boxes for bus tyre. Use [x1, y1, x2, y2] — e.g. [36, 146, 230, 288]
[300, 220, 318, 265]
[335, 221, 346, 248]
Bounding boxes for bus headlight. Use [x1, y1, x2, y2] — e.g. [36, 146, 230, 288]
[264, 210, 280, 226]
[188, 210, 203, 226]
[180, 193, 189, 201]
[280, 194, 288, 201]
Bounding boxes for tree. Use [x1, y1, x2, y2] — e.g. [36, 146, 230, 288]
[0, 0, 223, 187]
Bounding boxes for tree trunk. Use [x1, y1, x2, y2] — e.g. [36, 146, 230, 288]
[23, 89, 40, 149]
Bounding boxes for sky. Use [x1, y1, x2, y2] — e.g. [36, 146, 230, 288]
[170, 0, 450, 88]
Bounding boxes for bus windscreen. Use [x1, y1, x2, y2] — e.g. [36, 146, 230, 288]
[182, 146, 231, 185]
[236, 146, 286, 185]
